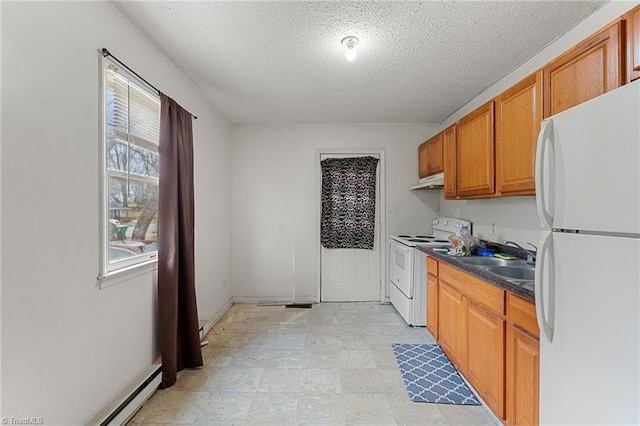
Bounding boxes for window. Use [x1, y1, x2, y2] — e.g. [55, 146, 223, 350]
[100, 58, 160, 276]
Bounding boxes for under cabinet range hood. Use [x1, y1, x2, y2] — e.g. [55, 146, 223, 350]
[410, 172, 444, 190]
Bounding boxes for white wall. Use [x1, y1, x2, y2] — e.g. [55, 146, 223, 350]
[232, 124, 439, 301]
[1, 2, 232, 424]
[439, 1, 640, 246]
[439, 196, 539, 245]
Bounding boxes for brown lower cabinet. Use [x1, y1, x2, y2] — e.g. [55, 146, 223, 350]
[467, 301, 505, 417]
[438, 281, 468, 371]
[506, 293, 540, 426]
[426, 257, 439, 339]
[428, 258, 539, 424]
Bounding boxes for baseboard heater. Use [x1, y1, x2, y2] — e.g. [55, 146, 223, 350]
[98, 365, 162, 426]
[99, 322, 207, 425]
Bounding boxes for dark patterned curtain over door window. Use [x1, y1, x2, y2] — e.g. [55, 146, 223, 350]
[321, 156, 379, 250]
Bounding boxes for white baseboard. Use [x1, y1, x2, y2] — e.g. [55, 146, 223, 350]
[200, 297, 233, 337]
[232, 296, 318, 304]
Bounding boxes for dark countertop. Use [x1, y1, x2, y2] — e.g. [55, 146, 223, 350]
[417, 246, 535, 303]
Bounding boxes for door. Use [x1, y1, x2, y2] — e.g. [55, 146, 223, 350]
[536, 232, 640, 425]
[320, 152, 383, 302]
[536, 81, 640, 234]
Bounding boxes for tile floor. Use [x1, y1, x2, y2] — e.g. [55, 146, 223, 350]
[129, 302, 499, 425]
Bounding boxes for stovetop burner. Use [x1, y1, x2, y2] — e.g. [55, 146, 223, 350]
[390, 218, 472, 248]
[391, 234, 452, 247]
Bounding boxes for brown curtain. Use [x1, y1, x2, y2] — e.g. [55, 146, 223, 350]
[157, 93, 202, 388]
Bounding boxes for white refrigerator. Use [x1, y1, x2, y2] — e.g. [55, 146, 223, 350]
[535, 80, 640, 425]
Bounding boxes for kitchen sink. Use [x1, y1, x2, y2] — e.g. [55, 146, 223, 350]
[456, 256, 529, 267]
[482, 266, 536, 281]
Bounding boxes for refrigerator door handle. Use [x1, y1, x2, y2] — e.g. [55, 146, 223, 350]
[535, 230, 554, 343]
[535, 118, 554, 229]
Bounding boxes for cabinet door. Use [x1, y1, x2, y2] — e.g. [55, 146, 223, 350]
[419, 134, 444, 178]
[467, 301, 506, 420]
[443, 124, 457, 199]
[495, 71, 542, 196]
[506, 325, 540, 426]
[426, 133, 444, 176]
[543, 21, 623, 117]
[438, 282, 467, 371]
[426, 273, 438, 339]
[626, 6, 640, 82]
[418, 141, 429, 178]
[456, 101, 495, 198]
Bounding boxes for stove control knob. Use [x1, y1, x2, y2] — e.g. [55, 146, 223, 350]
[442, 220, 448, 226]
[433, 219, 439, 225]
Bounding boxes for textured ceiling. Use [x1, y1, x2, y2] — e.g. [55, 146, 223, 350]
[113, 1, 607, 124]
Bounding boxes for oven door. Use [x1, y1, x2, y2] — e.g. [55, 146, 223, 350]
[389, 240, 413, 298]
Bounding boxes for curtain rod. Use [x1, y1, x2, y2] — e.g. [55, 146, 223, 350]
[101, 48, 198, 120]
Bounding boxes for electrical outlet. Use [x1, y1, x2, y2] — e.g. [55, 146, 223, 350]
[387, 206, 398, 217]
[491, 222, 497, 235]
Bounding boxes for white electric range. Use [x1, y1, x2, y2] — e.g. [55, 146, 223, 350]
[389, 217, 472, 326]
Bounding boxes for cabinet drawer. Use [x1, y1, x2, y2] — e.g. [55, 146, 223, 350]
[507, 293, 539, 338]
[427, 256, 439, 276]
[440, 263, 505, 315]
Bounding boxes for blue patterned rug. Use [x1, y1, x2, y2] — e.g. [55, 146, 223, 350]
[392, 343, 480, 405]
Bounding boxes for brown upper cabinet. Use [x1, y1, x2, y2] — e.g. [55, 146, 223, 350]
[625, 5, 640, 82]
[422, 6, 633, 200]
[543, 21, 624, 117]
[443, 124, 457, 199]
[418, 140, 429, 178]
[418, 133, 444, 178]
[495, 71, 542, 196]
[456, 101, 495, 198]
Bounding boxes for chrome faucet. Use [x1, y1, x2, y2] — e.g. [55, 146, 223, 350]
[503, 241, 537, 265]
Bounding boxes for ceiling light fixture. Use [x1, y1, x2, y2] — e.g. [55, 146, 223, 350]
[341, 36, 359, 61]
